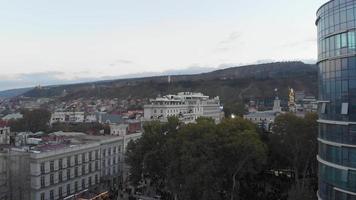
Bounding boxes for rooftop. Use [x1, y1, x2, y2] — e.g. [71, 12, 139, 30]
[14, 131, 123, 154]
[244, 110, 281, 118]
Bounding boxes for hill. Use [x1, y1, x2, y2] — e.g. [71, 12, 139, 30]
[23, 61, 318, 104]
[0, 87, 33, 98]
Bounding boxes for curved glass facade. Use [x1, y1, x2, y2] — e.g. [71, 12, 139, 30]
[317, 0, 356, 199]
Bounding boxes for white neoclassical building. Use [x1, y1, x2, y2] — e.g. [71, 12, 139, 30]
[0, 132, 136, 200]
[144, 92, 223, 124]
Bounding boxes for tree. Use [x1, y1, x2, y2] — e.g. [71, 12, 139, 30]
[269, 113, 318, 200]
[127, 117, 267, 200]
[126, 117, 180, 190]
[8, 109, 51, 132]
[216, 118, 267, 200]
[223, 102, 247, 118]
[50, 122, 105, 134]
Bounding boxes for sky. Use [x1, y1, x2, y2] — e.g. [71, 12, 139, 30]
[0, 0, 327, 91]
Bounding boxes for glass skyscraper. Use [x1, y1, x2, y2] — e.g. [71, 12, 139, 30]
[316, 0, 356, 199]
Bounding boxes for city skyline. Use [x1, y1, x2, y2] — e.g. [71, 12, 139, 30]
[0, 0, 326, 90]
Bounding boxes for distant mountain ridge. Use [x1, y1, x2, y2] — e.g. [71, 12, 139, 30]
[0, 87, 33, 98]
[21, 61, 318, 103]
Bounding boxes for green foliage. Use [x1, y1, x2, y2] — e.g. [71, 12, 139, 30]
[49, 122, 106, 134]
[223, 102, 247, 117]
[269, 112, 318, 198]
[126, 113, 318, 200]
[126, 119, 175, 188]
[8, 108, 51, 132]
[126, 117, 267, 200]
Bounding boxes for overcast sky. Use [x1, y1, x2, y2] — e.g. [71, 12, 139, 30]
[0, 0, 327, 90]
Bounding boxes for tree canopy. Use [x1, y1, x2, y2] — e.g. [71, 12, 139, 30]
[269, 112, 318, 200]
[126, 117, 267, 200]
[8, 108, 51, 133]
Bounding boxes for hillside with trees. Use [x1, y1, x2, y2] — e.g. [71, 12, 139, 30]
[22, 61, 317, 104]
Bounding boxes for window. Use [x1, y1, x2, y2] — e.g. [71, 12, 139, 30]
[341, 9, 347, 23]
[95, 174, 98, 184]
[349, 31, 356, 50]
[67, 156, 71, 167]
[108, 148, 111, 156]
[89, 151, 93, 161]
[341, 33, 348, 48]
[95, 161, 99, 170]
[82, 153, 85, 163]
[40, 163, 45, 174]
[88, 176, 92, 186]
[50, 174, 54, 185]
[67, 184, 71, 195]
[347, 8, 354, 21]
[58, 187, 62, 198]
[59, 158, 63, 169]
[321, 102, 327, 114]
[82, 165, 86, 175]
[41, 193, 45, 200]
[336, 34, 341, 49]
[50, 190, 54, 200]
[41, 176, 45, 188]
[95, 150, 99, 159]
[67, 169, 71, 180]
[75, 181, 78, 192]
[342, 103, 349, 115]
[82, 178, 85, 189]
[75, 167, 78, 177]
[50, 161, 54, 172]
[89, 163, 92, 172]
[59, 171, 63, 182]
[103, 149, 106, 157]
[75, 155, 78, 165]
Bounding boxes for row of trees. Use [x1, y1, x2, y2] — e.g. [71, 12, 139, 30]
[126, 113, 318, 200]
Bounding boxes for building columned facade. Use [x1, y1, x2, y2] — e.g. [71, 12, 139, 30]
[144, 92, 223, 124]
[243, 94, 283, 132]
[0, 133, 126, 200]
[50, 112, 85, 125]
[316, 0, 356, 199]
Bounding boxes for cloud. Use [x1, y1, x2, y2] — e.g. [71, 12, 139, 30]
[214, 31, 242, 53]
[0, 71, 99, 91]
[219, 31, 242, 45]
[279, 37, 317, 48]
[109, 59, 135, 67]
[100, 65, 219, 80]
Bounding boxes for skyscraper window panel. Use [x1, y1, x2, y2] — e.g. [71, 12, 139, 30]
[342, 103, 349, 114]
